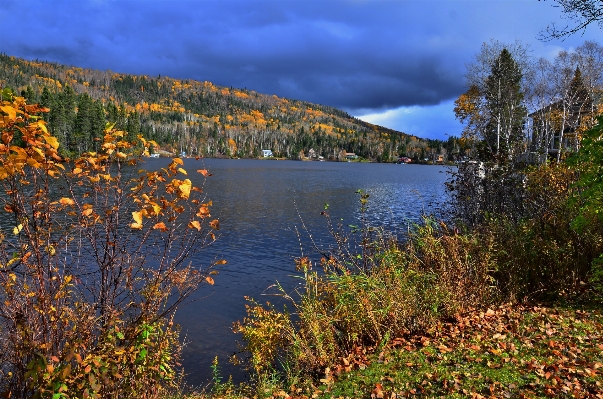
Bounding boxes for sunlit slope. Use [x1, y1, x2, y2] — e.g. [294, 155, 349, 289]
[0, 54, 452, 160]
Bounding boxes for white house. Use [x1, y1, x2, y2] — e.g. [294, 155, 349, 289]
[262, 149, 273, 157]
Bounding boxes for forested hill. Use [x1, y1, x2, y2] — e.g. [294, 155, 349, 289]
[0, 54, 457, 161]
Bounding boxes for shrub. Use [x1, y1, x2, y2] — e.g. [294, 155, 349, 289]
[569, 115, 603, 297]
[481, 161, 603, 301]
[234, 197, 497, 386]
[0, 98, 220, 398]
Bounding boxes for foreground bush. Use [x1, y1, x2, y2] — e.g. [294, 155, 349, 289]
[449, 118, 603, 302]
[481, 161, 602, 301]
[0, 98, 220, 398]
[233, 203, 497, 386]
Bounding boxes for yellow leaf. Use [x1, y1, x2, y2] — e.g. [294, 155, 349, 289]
[36, 121, 48, 134]
[59, 198, 75, 206]
[45, 136, 60, 150]
[178, 179, 192, 199]
[0, 106, 17, 120]
[132, 211, 143, 225]
[13, 224, 23, 235]
[188, 220, 201, 231]
[130, 222, 143, 230]
[177, 167, 187, 175]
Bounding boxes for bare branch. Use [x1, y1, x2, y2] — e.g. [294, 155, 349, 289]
[539, 0, 603, 40]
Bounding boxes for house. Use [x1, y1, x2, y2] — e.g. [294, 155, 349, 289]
[528, 67, 600, 159]
[262, 149, 273, 157]
[345, 152, 358, 160]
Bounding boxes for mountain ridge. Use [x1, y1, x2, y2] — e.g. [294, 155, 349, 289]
[0, 53, 455, 161]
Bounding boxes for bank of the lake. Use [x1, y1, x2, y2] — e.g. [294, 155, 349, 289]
[176, 303, 602, 399]
[142, 158, 450, 386]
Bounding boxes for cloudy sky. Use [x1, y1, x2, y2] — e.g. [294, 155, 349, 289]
[0, 0, 600, 140]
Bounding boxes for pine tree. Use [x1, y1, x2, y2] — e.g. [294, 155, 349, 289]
[483, 49, 527, 161]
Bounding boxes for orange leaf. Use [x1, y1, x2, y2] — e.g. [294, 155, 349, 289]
[197, 205, 210, 218]
[197, 169, 211, 176]
[59, 198, 75, 206]
[153, 222, 167, 230]
[209, 219, 220, 230]
[214, 259, 227, 265]
[205, 276, 214, 285]
[372, 383, 384, 399]
[188, 220, 201, 231]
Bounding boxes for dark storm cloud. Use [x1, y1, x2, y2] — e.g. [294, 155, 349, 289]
[3, 0, 469, 109]
[0, 0, 601, 139]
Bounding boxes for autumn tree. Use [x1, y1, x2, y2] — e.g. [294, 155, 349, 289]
[0, 97, 220, 398]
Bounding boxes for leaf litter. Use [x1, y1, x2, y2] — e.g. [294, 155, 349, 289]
[292, 303, 603, 399]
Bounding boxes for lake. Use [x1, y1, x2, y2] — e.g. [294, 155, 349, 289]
[143, 158, 450, 387]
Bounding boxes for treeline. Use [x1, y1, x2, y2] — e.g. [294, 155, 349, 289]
[0, 54, 460, 161]
[454, 40, 603, 164]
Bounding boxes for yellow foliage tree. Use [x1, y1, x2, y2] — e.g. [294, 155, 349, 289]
[0, 97, 221, 398]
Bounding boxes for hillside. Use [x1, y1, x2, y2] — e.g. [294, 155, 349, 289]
[0, 54, 458, 161]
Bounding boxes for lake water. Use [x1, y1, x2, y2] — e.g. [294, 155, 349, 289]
[156, 158, 451, 388]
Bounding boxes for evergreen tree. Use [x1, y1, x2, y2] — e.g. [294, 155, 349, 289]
[74, 93, 93, 153]
[40, 87, 52, 109]
[21, 85, 36, 103]
[483, 49, 527, 161]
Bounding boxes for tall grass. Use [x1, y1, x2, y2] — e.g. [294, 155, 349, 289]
[233, 212, 498, 387]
